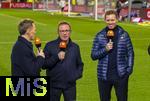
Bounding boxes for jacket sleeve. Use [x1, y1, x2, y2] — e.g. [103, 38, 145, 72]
[126, 33, 134, 75]
[76, 45, 84, 79]
[19, 50, 44, 76]
[91, 34, 108, 60]
[43, 43, 59, 70]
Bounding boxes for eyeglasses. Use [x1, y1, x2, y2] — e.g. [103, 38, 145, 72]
[59, 30, 71, 33]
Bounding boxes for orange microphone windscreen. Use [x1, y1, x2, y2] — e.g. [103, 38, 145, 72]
[107, 30, 114, 37]
[59, 41, 67, 49]
[34, 37, 41, 48]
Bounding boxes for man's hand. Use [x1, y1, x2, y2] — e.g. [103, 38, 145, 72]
[37, 49, 45, 58]
[106, 42, 113, 51]
[58, 51, 65, 60]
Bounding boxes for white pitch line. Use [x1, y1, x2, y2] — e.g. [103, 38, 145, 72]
[0, 38, 150, 44]
[0, 13, 47, 26]
[0, 42, 15, 44]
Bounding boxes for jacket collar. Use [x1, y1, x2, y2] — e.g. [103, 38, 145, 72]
[56, 37, 72, 47]
[106, 25, 118, 32]
[101, 25, 124, 37]
[18, 36, 33, 49]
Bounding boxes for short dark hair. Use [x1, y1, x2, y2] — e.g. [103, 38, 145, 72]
[18, 19, 34, 35]
[57, 21, 71, 32]
[104, 10, 118, 19]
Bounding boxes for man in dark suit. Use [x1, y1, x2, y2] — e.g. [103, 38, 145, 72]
[11, 19, 45, 76]
[43, 21, 84, 101]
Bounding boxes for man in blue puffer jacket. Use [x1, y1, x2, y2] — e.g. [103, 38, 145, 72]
[91, 10, 134, 101]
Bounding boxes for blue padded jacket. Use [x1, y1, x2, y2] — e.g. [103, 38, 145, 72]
[91, 25, 134, 80]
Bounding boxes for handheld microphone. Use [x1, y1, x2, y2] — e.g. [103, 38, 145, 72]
[107, 30, 114, 43]
[59, 41, 67, 51]
[59, 41, 67, 63]
[34, 37, 41, 52]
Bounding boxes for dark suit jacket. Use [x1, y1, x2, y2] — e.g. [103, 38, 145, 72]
[44, 38, 84, 88]
[11, 36, 44, 76]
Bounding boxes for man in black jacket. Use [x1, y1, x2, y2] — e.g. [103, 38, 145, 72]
[11, 19, 45, 76]
[43, 21, 84, 101]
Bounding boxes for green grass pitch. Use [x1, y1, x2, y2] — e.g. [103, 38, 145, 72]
[0, 9, 150, 100]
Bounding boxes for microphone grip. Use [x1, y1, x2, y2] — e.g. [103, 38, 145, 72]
[59, 50, 65, 63]
[37, 47, 41, 52]
[60, 55, 64, 63]
[109, 39, 112, 43]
